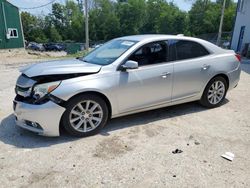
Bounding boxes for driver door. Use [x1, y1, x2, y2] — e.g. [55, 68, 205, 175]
[116, 41, 174, 114]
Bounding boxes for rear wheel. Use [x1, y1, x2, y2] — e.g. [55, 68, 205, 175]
[200, 76, 228, 108]
[62, 94, 109, 137]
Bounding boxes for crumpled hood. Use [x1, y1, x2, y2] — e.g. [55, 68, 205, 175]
[20, 59, 102, 77]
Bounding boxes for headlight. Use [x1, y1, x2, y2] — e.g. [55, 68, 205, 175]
[33, 81, 61, 99]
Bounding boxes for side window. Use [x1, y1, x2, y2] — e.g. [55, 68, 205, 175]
[175, 40, 209, 60]
[129, 41, 168, 66]
[168, 40, 177, 62]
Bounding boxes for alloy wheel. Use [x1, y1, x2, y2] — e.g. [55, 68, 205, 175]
[69, 100, 103, 132]
[207, 81, 225, 105]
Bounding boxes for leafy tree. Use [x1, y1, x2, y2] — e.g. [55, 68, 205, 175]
[64, 0, 85, 42]
[21, 12, 48, 43]
[20, 0, 237, 43]
[116, 0, 147, 35]
[49, 27, 62, 42]
[158, 3, 188, 34]
[188, 0, 236, 36]
[141, 0, 166, 34]
[223, 1, 237, 32]
[89, 0, 120, 41]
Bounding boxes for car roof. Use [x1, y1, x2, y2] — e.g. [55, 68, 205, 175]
[118, 34, 203, 42]
[116, 34, 224, 53]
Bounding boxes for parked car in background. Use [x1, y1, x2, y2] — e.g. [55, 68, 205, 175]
[14, 35, 241, 137]
[91, 43, 103, 49]
[44, 43, 66, 51]
[27, 42, 45, 51]
[222, 41, 230, 49]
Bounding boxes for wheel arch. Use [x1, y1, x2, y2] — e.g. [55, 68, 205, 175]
[210, 73, 229, 89]
[65, 91, 112, 119]
[199, 73, 229, 108]
[59, 90, 113, 135]
[200, 73, 230, 99]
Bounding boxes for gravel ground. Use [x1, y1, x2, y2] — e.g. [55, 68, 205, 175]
[0, 57, 250, 187]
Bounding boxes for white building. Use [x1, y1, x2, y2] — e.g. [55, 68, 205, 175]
[231, 0, 250, 53]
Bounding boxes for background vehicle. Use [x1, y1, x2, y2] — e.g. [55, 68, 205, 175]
[26, 42, 45, 51]
[14, 35, 241, 137]
[91, 43, 103, 49]
[44, 43, 66, 51]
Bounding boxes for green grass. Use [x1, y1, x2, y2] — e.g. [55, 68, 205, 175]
[26, 49, 92, 61]
[65, 50, 90, 58]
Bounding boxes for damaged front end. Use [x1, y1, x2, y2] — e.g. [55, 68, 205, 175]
[15, 72, 96, 106]
[15, 59, 102, 105]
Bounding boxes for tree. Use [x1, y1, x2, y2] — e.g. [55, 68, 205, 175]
[89, 0, 120, 41]
[158, 2, 188, 34]
[116, 0, 147, 35]
[20, 0, 237, 44]
[21, 12, 48, 43]
[188, 0, 236, 36]
[222, 1, 236, 32]
[49, 27, 62, 42]
[64, 0, 85, 42]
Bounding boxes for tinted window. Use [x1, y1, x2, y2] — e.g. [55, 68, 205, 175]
[175, 40, 209, 60]
[129, 41, 168, 66]
[168, 40, 177, 62]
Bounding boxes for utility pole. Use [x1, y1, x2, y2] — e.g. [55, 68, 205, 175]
[216, 0, 226, 46]
[84, 0, 89, 51]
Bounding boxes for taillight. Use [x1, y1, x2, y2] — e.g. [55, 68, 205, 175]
[235, 54, 241, 62]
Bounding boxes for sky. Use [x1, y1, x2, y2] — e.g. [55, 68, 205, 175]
[8, 0, 238, 16]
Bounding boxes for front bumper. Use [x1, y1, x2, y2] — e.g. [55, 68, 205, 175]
[13, 100, 65, 137]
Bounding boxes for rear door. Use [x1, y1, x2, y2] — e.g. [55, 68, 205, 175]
[171, 40, 212, 101]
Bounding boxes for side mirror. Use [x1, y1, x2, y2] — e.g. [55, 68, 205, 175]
[121, 60, 138, 71]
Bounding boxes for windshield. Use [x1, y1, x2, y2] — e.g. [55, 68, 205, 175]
[82, 39, 137, 65]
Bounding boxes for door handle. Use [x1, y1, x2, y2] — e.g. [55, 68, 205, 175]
[202, 64, 210, 70]
[161, 72, 171, 78]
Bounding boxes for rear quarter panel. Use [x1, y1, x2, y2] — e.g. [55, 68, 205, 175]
[202, 51, 240, 91]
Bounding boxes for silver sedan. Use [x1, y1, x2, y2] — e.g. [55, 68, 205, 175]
[14, 35, 241, 137]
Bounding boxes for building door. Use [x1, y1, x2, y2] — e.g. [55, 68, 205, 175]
[237, 26, 245, 52]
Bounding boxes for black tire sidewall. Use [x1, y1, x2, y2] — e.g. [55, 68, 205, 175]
[200, 76, 228, 108]
[62, 94, 109, 137]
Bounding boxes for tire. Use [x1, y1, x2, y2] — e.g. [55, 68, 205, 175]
[200, 76, 228, 108]
[62, 94, 109, 137]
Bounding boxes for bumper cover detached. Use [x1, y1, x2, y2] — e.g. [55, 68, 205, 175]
[13, 100, 65, 137]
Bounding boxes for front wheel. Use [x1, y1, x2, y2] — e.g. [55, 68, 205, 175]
[62, 94, 109, 137]
[200, 76, 228, 108]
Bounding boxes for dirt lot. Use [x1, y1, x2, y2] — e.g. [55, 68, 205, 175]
[0, 54, 250, 187]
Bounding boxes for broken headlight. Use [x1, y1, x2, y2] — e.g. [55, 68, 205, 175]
[33, 81, 61, 100]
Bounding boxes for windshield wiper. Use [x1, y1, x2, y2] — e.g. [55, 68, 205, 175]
[78, 57, 91, 64]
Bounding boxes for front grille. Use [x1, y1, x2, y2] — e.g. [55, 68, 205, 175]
[16, 74, 36, 88]
[15, 74, 36, 97]
[15, 74, 51, 105]
[15, 85, 32, 97]
[15, 85, 30, 92]
[15, 95, 35, 104]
